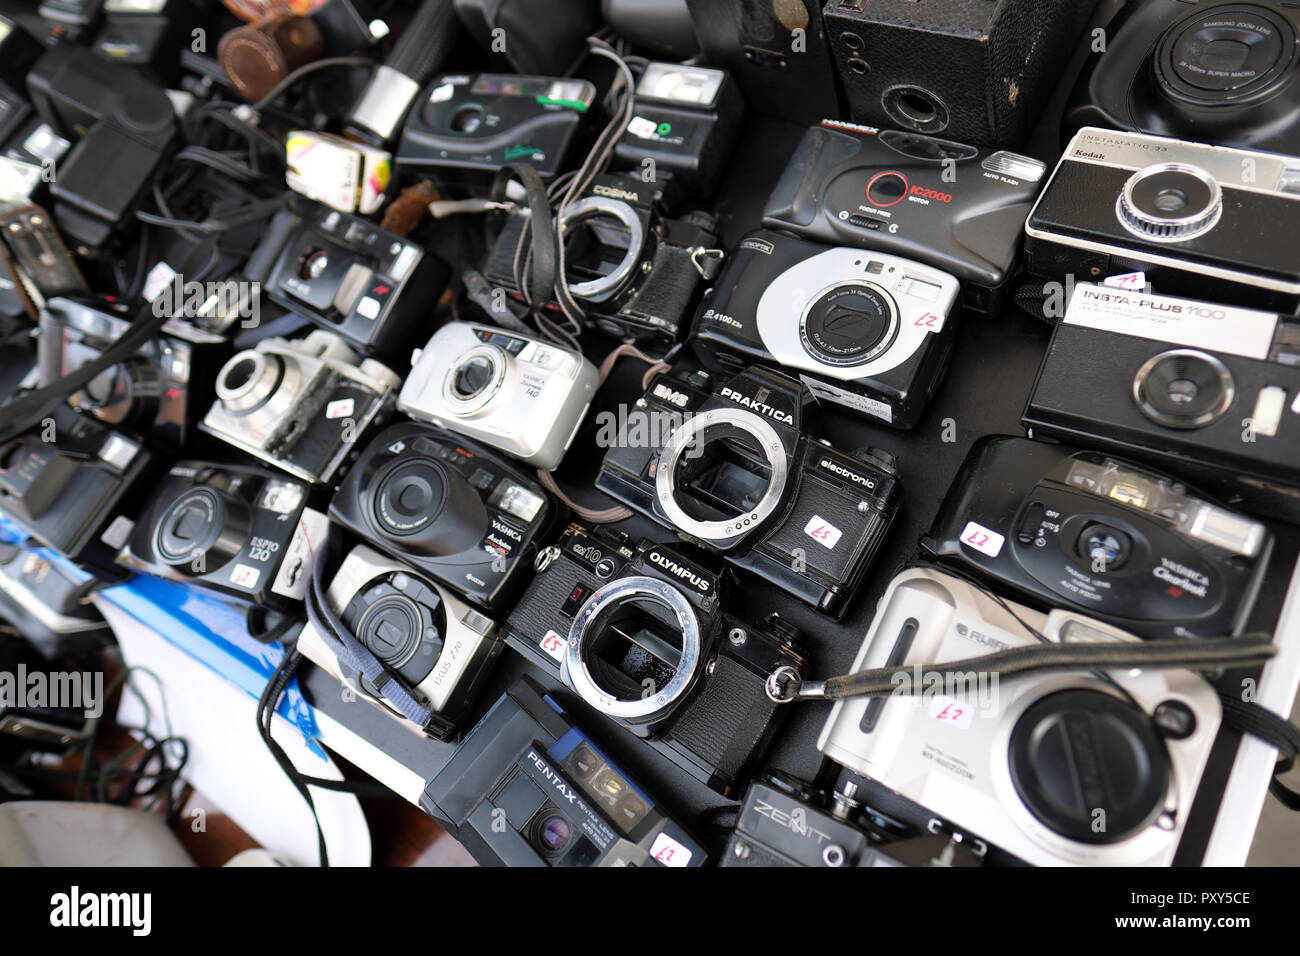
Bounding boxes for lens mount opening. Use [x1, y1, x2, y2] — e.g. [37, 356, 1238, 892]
[557, 196, 646, 302]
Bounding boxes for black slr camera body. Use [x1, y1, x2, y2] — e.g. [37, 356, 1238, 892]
[505, 524, 807, 796]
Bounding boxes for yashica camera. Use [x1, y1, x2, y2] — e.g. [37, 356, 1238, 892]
[1066, 0, 1300, 156]
[921, 436, 1272, 640]
[482, 173, 720, 343]
[296, 543, 503, 741]
[329, 421, 561, 612]
[762, 123, 1046, 315]
[117, 461, 325, 613]
[690, 230, 961, 428]
[1024, 284, 1300, 522]
[819, 567, 1222, 866]
[200, 330, 401, 486]
[1024, 127, 1300, 311]
[504, 524, 808, 796]
[596, 366, 903, 618]
[398, 322, 599, 471]
[421, 675, 708, 866]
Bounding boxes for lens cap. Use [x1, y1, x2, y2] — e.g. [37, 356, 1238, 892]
[800, 283, 898, 366]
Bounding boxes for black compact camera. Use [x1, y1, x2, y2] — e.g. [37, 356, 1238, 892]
[329, 421, 562, 612]
[1066, 0, 1300, 155]
[762, 122, 1047, 314]
[823, 0, 1100, 148]
[248, 198, 450, 358]
[117, 461, 323, 613]
[690, 230, 961, 428]
[482, 173, 720, 343]
[421, 675, 708, 867]
[596, 366, 903, 618]
[505, 524, 807, 796]
[921, 436, 1273, 640]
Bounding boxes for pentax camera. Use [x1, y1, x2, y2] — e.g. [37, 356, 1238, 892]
[921, 436, 1272, 640]
[596, 366, 903, 618]
[762, 122, 1046, 315]
[117, 461, 324, 613]
[690, 230, 961, 428]
[1024, 284, 1300, 521]
[201, 330, 401, 486]
[398, 322, 599, 471]
[296, 543, 503, 741]
[422, 675, 707, 866]
[819, 567, 1222, 866]
[482, 173, 720, 343]
[1024, 127, 1300, 312]
[248, 199, 450, 357]
[329, 421, 561, 612]
[1066, 0, 1300, 156]
[505, 524, 807, 796]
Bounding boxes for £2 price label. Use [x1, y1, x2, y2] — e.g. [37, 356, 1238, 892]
[959, 521, 1004, 558]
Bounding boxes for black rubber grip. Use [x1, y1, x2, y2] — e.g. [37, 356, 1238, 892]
[385, 0, 457, 82]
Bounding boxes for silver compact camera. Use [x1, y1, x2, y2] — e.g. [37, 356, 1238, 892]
[201, 330, 401, 485]
[398, 322, 598, 470]
[818, 567, 1221, 866]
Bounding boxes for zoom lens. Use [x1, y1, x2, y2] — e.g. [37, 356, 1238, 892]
[451, 355, 495, 400]
[154, 486, 250, 572]
[1157, 4, 1297, 102]
[800, 282, 898, 366]
[1117, 164, 1222, 242]
[1133, 348, 1235, 429]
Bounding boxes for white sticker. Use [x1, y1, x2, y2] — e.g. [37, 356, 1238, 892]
[803, 515, 843, 549]
[356, 296, 381, 320]
[800, 375, 893, 423]
[649, 832, 692, 868]
[1102, 271, 1146, 291]
[1292, 392, 1300, 415]
[540, 630, 567, 663]
[270, 507, 328, 601]
[926, 695, 973, 730]
[429, 82, 455, 103]
[142, 261, 178, 302]
[230, 564, 261, 589]
[627, 116, 658, 138]
[97, 433, 140, 470]
[100, 515, 134, 550]
[959, 521, 1004, 558]
[326, 398, 355, 419]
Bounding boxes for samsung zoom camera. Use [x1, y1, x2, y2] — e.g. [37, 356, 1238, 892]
[505, 524, 807, 796]
[921, 436, 1272, 640]
[690, 230, 961, 428]
[596, 366, 902, 618]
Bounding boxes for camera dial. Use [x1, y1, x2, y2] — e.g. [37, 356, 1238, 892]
[1133, 348, 1235, 429]
[1116, 163, 1223, 242]
[799, 280, 900, 367]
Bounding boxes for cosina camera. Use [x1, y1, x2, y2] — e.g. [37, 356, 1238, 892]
[921, 436, 1272, 640]
[398, 322, 599, 471]
[200, 330, 401, 486]
[505, 524, 807, 796]
[596, 366, 903, 618]
[691, 230, 960, 428]
[818, 567, 1222, 866]
[421, 675, 707, 866]
[329, 421, 561, 612]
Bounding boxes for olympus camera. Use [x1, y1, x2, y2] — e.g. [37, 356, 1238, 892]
[691, 231, 961, 428]
[398, 322, 599, 470]
[596, 366, 903, 618]
[200, 330, 401, 486]
[505, 524, 808, 796]
[819, 567, 1222, 866]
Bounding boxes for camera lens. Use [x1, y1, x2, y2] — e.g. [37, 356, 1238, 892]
[530, 810, 572, 857]
[451, 356, 495, 400]
[154, 487, 251, 573]
[1117, 164, 1222, 242]
[373, 458, 447, 535]
[881, 85, 949, 134]
[800, 282, 898, 366]
[1157, 4, 1297, 102]
[354, 592, 427, 669]
[1077, 523, 1132, 571]
[1134, 348, 1234, 429]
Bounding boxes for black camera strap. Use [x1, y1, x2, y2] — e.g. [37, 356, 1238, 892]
[1217, 692, 1300, 811]
[490, 162, 557, 317]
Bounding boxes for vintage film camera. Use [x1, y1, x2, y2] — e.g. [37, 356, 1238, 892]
[690, 230, 961, 428]
[0, 540, 111, 658]
[596, 366, 903, 618]
[421, 675, 708, 866]
[1024, 284, 1300, 522]
[921, 436, 1272, 640]
[505, 524, 808, 796]
[398, 322, 599, 471]
[329, 421, 561, 613]
[1066, 0, 1300, 156]
[296, 543, 503, 740]
[94, 0, 208, 82]
[117, 461, 325, 614]
[200, 330, 401, 486]
[1024, 127, 1300, 312]
[818, 567, 1222, 866]
[762, 123, 1047, 315]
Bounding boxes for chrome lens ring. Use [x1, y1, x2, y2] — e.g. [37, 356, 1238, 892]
[441, 344, 506, 415]
[1117, 163, 1223, 243]
[557, 196, 646, 301]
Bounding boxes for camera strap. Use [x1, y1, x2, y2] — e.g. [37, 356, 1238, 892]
[1217, 693, 1300, 812]
[490, 162, 557, 317]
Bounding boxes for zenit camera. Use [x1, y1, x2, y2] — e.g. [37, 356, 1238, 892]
[690, 230, 961, 428]
[505, 524, 807, 796]
[819, 567, 1222, 866]
[398, 322, 598, 471]
[596, 366, 903, 618]
[921, 436, 1272, 640]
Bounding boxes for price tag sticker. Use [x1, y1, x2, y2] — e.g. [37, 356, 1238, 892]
[326, 398, 355, 419]
[1103, 271, 1147, 290]
[230, 563, 261, 589]
[959, 521, 1004, 558]
[927, 695, 973, 730]
[649, 832, 692, 868]
[803, 515, 843, 549]
[540, 630, 567, 663]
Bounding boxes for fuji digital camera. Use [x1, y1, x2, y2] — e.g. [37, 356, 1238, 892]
[421, 675, 708, 866]
[329, 421, 561, 612]
[596, 366, 903, 618]
[398, 322, 599, 470]
[1024, 127, 1300, 312]
[819, 567, 1222, 866]
[505, 524, 807, 796]
[922, 436, 1272, 640]
[690, 230, 961, 428]
[296, 544, 503, 741]
[763, 123, 1047, 314]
